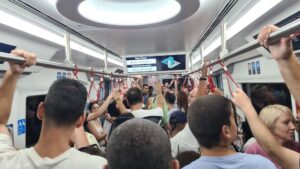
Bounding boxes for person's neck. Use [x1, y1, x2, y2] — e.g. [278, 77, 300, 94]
[131, 103, 144, 111]
[201, 144, 236, 157]
[34, 125, 73, 158]
[170, 126, 183, 138]
[278, 138, 294, 149]
[167, 104, 174, 111]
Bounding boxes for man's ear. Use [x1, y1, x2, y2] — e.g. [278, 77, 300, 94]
[172, 159, 180, 169]
[221, 125, 231, 139]
[37, 102, 45, 120]
[103, 164, 108, 169]
[75, 113, 86, 128]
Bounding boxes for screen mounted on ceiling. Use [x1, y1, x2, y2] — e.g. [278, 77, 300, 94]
[125, 54, 187, 74]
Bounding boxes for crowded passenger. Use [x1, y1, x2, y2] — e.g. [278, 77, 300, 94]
[165, 91, 178, 120]
[106, 118, 179, 169]
[127, 82, 163, 119]
[85, 101, 107, 146]
[231, 25, 300, 169]
[0, 50, 107, 168]
[185, 95, 276, 169]
[244, 104, 299, 169]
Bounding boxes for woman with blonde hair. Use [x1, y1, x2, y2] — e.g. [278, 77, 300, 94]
[245, 104, 299, 169]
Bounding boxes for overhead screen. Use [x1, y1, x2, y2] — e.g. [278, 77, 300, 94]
[125, 54, 187, 74]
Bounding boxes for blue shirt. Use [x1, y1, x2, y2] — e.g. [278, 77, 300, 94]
[183, 153, 276, 169]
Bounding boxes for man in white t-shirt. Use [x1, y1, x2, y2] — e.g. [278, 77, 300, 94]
[0, 50, 106, 169]
[127, 83, 163, 119]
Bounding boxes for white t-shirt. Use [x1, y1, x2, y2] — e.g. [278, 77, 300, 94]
[170, 124, 200, 158]
[0, 134, 107, 169]
[131, 107, 163, 118]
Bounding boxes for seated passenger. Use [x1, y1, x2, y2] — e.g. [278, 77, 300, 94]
[244, 104, 299, 169]
[105, 118, 180, 169]
[184, 95, 276, 169]
[0, 50, 106, 168]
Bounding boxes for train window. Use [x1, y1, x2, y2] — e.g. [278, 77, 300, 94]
[241, 83, 292, 142]
[242, 83, 292, 112]
[26, 95, 45, 148]
[213, 75, 223, 90]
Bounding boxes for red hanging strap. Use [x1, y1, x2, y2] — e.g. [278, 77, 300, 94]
[207, 65, 216, 93]
[96, 75, 104, 102]
[72, 65, 78, 80]
[218, 60, 239, 96]
[88, 69, 95, 100]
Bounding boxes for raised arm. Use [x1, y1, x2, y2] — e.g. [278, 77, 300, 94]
[112, 89, 128, 114]
[174, 75, 178, 101]
[155, 81, 164, 109]
[195, 62, 209, 98]
[232, 88, 299, 169]
[258, 25, 300, 104]
[0, 50, 36, 136]
[86, 93, 114, 121]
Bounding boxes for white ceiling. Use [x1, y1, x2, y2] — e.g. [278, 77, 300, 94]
[16, 0, 231, 56]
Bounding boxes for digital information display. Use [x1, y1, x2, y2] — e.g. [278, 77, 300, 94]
[125, 54, 187, 74]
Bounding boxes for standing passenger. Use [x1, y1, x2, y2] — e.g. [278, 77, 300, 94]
[0, 50, 106, 169]
[184, 95, 276, 169]
[105, 118, 180, 169]
[245, 105, 299, 169]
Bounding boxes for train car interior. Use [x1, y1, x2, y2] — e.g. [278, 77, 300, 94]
[0, 0, 299, 168]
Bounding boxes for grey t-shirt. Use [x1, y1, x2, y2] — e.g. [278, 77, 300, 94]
[183, 153, 276, 169]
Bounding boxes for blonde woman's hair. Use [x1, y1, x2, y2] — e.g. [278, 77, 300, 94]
[259, 104, 292, 130]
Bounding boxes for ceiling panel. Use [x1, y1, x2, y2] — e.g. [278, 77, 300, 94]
[17, 0, 230, 56]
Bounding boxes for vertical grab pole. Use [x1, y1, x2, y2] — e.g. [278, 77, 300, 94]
[64, 31, 73, 65]
[220, 20, 228, 58]
[104, 51, 108, 72]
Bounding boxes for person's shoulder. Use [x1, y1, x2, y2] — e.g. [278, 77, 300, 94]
[238, 153, 276, 168]
[150, 107, 163, 112]
[244, 141, 262, 153]
[70, 148, 107, 167]
[182, 158, 202, 169]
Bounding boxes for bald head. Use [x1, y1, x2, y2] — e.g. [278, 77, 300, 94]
[106, 119, 172, 169]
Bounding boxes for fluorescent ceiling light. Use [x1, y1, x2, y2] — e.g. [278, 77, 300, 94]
[0, 10, 65, 46]
[70, 41, 104, 60]
[192, 0, 282, 64]
[0, 10, 123, 66]
[78, 0, 181, 26]
[108, 57, 124, 67]
[227, 0, 282, 39]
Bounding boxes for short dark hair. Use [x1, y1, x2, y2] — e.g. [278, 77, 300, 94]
[143, 84, 149, 88]
[106, 119, 172, 169]
[44, 79, 87, 126]
[126, 87, 143, 106]
[188, 95, 234, 148]
[164, 92, 176, 105]
[88, 101, 98, 112]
